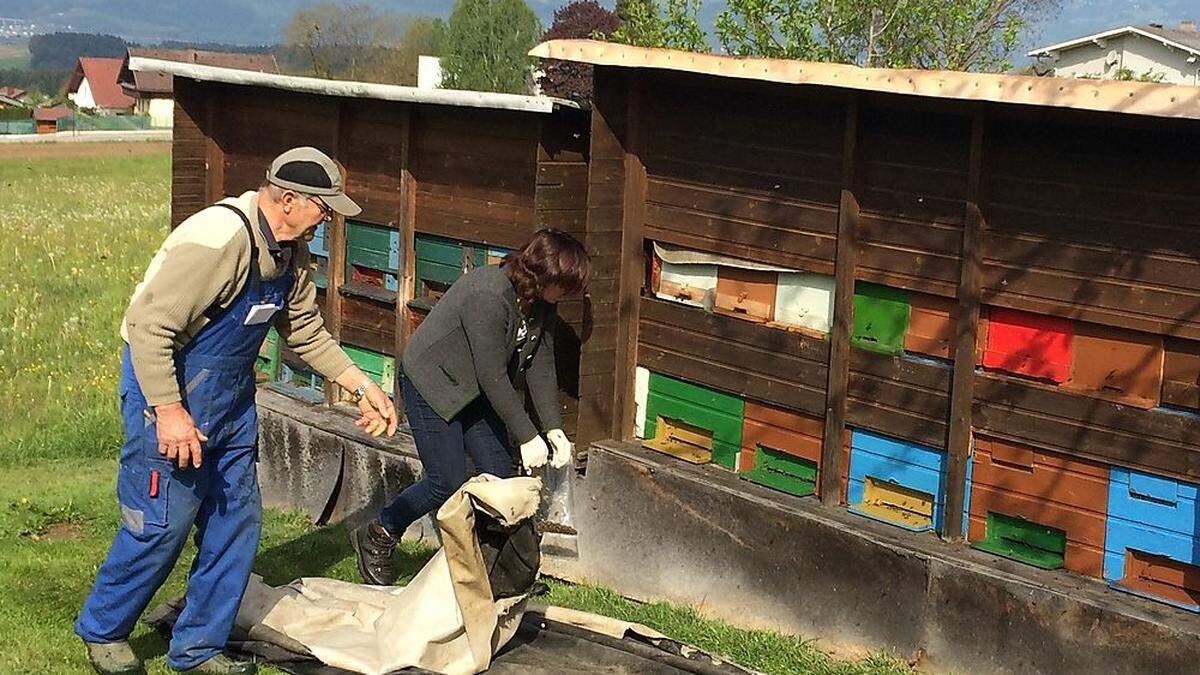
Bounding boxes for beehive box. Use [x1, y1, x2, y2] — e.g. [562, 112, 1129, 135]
[905, 293, 957, 359]
[308, 222, 329, 258]
[1106, 468, 1200, 611]
[968, 436, 1109, 576]
[655, 259, 717, 310]
[486, 246, 512, 266]
[1063, 322, 1164, 409]
[634, 366, 650, 439]
[415, 233, 485, 300]
[255, 327, 281, 382]
[852, 283, 911, 356]
[1163, 338, 1200, 410]
[715, 267, 777, 323]
[342, 343, 396, 395]
[738, 401, 850, 500]
[642, 371, 743, 470]
[847, 429, 960, 533]
[982, 306, 1073, 383]
[771, 272, 835, 336]
[277, 360, 326, 403]
[345, 220, 400, 292]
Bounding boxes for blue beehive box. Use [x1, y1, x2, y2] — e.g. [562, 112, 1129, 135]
[1105, 468, 1200, 611]
[847, 429, 969, 534]
[309, 223, 329, 258]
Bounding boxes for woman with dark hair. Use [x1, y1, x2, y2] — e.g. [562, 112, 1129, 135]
[351, 228, 590, 585]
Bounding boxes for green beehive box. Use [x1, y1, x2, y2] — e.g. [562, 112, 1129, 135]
[343, 344, 396, 393]
[972, 511, 1066, 570]
[255, 327, 281, 382]
[415, 234, 485, 296]
[852, 283, 911, 355]
[644, 372, 744, 469]
[345, 221, 400, 273]
[742, 446, 818, 498]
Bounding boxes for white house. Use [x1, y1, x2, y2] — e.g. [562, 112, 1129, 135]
[66, 57, 133, 114]
[1029, 21, 1200, 84]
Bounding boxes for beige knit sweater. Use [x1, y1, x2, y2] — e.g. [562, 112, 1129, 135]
[121, 191, 353, 406]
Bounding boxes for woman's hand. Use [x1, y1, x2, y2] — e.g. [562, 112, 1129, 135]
[519, 435, 550, 473]
[546, 428, 573, 469]
[155, 402, 208, 469]
[355, 383, 397, 438]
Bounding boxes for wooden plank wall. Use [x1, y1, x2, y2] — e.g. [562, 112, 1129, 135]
[581, 67, 1200, 493]
[170, 81, 588, 439]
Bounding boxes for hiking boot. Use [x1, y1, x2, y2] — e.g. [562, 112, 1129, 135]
[83, 640, 145, 675]
[177, 654, 256, 674]
[351, 519, 399, 585]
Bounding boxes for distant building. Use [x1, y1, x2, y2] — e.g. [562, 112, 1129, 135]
[417, 55, 442, 90]
[1028, 20, 1200, 85]
[118, 48, 279, 128]
[33, 105, 71, 134]
[0, 87, 29, 102]
[67, 57, 134, 114]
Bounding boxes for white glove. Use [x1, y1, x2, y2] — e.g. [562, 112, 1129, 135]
[519, 435, 550, 472]
[546, 428, 573, 469]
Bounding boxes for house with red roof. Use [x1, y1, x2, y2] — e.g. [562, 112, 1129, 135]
[66, 57, 134, 114]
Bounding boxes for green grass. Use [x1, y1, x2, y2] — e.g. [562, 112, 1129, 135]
[0, 42, 30, 70]
[0, 149, 911, 674]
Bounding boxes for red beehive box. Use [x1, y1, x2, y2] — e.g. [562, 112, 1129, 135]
[1064, 322, 1163, 409]
[740, 401, 850, 502]
[906, 293, 957, 359]
[968, 436, 1109, 578]
[982, 307, 1073, 383]
[715, 268, 777, 323]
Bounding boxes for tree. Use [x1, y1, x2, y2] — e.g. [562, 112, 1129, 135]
[28, 32, 127, 71]
[713, 0, 1059, 72]
[283, 4, 405, 80]
[372, 17, 448, 86]
[610, 0, 707, 52]
[538, 1, 622, 102]
[441, 0, 542, 94]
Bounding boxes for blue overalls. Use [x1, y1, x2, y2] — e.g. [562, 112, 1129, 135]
[76, 204, 294, 670]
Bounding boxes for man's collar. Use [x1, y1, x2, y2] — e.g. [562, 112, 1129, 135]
[257, 208, 282, 253]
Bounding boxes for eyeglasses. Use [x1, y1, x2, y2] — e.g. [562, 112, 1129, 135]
[308, 197, 334, 223]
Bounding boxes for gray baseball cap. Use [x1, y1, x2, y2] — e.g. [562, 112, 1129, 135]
[266, 146, 361, 217]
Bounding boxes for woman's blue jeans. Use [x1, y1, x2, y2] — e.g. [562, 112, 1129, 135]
[379, 374, 516, 536]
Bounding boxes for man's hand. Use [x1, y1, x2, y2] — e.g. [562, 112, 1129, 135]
[355, 382, 397, 438]
[154, 402, 208, 469]
[519, 435, 550, 474]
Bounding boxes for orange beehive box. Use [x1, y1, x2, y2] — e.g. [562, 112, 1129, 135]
[1064, 322, 1163, 409]
[715, 268, 777, 323]
[1162, 338, 1200, 410]
[968, 436, 1109, 578]
[739, 401, 850, 502]
[906, 293, 957, 359]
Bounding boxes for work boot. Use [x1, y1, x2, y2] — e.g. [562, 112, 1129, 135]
[351, 519, 399, 585]
[178, 654, 256, 674]
[83, 640, 145, 675]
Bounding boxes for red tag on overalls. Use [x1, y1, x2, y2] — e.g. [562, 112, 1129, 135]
[149, 470, 160, 498]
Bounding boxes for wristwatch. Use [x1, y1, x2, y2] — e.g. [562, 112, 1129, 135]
[352, 380, 373, 403]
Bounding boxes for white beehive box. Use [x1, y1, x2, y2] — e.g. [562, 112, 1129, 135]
[773, 272, 835, 335]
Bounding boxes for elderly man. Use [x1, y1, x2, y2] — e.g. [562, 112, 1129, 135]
[75, 147, 398, 675]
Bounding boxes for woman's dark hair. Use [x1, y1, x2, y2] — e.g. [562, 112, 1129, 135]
[502, 228, 590, 311]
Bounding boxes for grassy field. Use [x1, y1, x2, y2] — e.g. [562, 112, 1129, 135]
[0, 41, 30, 69]
[0, 147, 911, 674]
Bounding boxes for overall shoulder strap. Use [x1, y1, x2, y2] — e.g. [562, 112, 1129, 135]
[202, 203, 260, 320]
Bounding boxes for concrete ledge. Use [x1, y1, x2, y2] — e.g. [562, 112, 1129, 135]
[256, 388, 438, 544]
[0, 129, 172, 144]
[557, 441, 1200, 674]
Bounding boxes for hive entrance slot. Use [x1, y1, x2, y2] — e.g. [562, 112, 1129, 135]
[859, 477, 935, 530]
[972, 512, 1066, 570]
[743, 445, 818, 498]
[643, 416, 713, 464]
[1120, 549, 1200, 611]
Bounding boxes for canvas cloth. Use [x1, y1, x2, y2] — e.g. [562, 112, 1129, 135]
[233, 475, 542, 675]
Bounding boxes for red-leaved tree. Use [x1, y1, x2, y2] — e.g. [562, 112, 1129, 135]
[537, 0, 621, 103]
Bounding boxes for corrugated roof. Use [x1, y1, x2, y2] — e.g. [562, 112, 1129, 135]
[129, 57, 579, 114]
[531, 39, 1200, 121]
[120, 48, 280, 95]
[34, 105, 71, 122]
[68, 57, 134, 110]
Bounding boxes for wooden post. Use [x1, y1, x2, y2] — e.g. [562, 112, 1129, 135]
[203, 89, 224, 204]
[325, 102, 347, 406]
[396, 105, 416, 406]
[942, 107, 988, 541]
[613, 72, 647, 441]
[819, 96, 860, 506]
